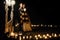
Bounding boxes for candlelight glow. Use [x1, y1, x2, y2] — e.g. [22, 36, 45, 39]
[35, 35, 37, 38]
[29, 36, 32, 39]
[54, 34, 57, 37]
[44, 36, 48, 39]
[38, 34, 40, 37]
[10, 32, 15, 37]
[23, 36, 25, 39]
[24, 8, 26, 11]
[26, 36, 28, 39]
[46, 34, 49, 36]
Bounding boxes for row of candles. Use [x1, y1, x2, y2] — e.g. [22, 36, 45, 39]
[7, 32, 60, 40]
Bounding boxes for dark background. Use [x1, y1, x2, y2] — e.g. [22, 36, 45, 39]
[0, 0, 60, 40]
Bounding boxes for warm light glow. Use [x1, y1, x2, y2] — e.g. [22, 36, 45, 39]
[19, 33, 22, 35]
[39, 36, 42, 39]
[19, 36, 22, 40]
[43, 35, 45, 37]
[11, 0, 15, 5]
[25, 17, 29, 20]
[22, 17, 24, 20]
[15, 23, 19, 27]
[24, 8, 26, 11]
[29, 36, 32, 39]
[49, 35, 52, 38]
[6, 0, 11, 6]
[34, 25, 36, 27]
[43, 34, 48, 39]
[20, 15, 22, 18]
[21, 13, 24, 15]
[52, 33, 54, 36]
[50, 25, 52, 27]
[31, 24, 39, 27]
[5, 27, 9, 33]
[38, 34, 40, 37]
[14, 33, 18, 39]
[44, 36, 48, 39]
[25, 13, 27, 15]
[35, 35, 37, 38]
[26, 36, 28, 39]
[54, 34, 57, 37]
[6, 0, 15, 6]
[23, 36, 25, 39]
[36, 37, 38, 40]
[10, 32, 15, 37]
[31, 25, 34, 27]
[46, 34, 49, 36]
[41, 24, 43, 27]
